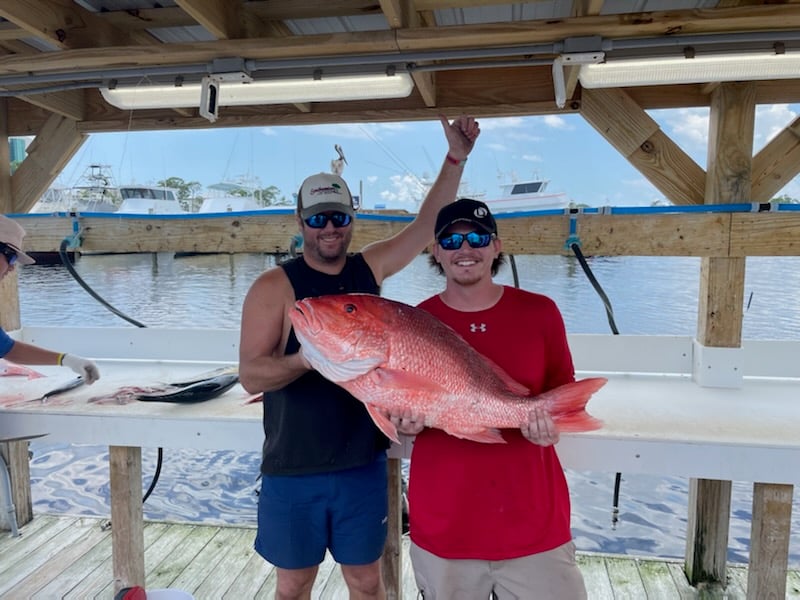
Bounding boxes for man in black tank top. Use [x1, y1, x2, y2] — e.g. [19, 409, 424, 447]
[239, 115, 481, 599]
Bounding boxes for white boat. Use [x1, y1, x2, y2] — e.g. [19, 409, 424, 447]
[198, 178, 292, 214]
[116, 184, 187, 214]
[484, 173, 572, 213]
[30, 165, 121, 214]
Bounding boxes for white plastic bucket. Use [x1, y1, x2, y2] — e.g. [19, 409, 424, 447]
[146, 590, 194, 600]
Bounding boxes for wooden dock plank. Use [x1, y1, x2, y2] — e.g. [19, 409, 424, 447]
[191, 528, 255, 599]
[0, 516, 102, 593]
[636, 557, 681, 599]
[12, 520, 110, 598]
[2, 516, 799, 599]
[221, 550, 275, 599]
[170, 526, 252, 596]
[576, 554, 614, 599]
[0, 513, 56, 554]
[604, 555, 647, 598]
[64, 522, 170, 599]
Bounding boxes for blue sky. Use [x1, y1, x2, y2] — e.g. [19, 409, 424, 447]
[53, 104, 800, 211]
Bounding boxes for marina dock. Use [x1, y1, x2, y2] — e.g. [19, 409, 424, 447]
[3, 514, 799, 599]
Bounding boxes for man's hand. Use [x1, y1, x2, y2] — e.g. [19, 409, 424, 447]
[379, 407, 425, 436]
[440, 114, 480, 161]
[61, 354, 100, 384]
[521, 406, 560, 446]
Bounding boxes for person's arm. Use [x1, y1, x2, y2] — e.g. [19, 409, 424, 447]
[4, 340, 100, 384]
[238, 267, 312, 394]
[363, 114, 480, 285]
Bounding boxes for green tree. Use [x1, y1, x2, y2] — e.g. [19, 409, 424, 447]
[157, 177, 203, 211]
[770, 194, 799, 204]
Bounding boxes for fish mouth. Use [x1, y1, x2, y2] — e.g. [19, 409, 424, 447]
[291, 299, 322, 336]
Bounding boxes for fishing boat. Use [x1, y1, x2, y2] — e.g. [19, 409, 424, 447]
[484, 173, 572, 213]
[116, 184, 187, 215]
[29, 164, 121, 214]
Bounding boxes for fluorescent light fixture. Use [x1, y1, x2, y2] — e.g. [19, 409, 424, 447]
[100, 72, 414, 110]
[579, 53, 800, 88]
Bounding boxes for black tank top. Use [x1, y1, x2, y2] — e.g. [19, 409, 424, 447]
[260, 254, 389, 475]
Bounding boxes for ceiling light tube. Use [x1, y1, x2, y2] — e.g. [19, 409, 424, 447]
[100, 72, 414, 110]
[579, 53, 800, 88]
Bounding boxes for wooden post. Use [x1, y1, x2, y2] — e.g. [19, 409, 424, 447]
[685, 82, 753, 585]
[0, 100, 33, 530]
[382, 457, 403, 599]
[747, 483, 793, 598]
[109, 445, 145, 593]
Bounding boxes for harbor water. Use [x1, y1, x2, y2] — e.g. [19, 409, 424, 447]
[15, 251, 800, 566]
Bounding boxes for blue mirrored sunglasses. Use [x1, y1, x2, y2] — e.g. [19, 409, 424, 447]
[0, 244, 18, 266]
[437, 231, 494, 250]
[304, 211, 352, 229]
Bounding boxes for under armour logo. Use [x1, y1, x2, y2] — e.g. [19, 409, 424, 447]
[470, 323, 487, 333]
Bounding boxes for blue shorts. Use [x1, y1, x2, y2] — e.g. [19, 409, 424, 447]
[254, 455, 388, 569]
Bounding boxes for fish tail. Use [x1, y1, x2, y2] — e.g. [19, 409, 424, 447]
[541, 377, 606, 433]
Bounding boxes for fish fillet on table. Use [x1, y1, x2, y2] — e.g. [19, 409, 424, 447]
[289, 293, 606, 444]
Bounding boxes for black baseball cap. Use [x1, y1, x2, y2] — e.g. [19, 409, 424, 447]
[434, 198, 497, 238]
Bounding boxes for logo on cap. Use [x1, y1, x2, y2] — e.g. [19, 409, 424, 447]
[310, 183, 344, 196]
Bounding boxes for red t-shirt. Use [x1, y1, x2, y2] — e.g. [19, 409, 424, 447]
[408, 286, 576, 559]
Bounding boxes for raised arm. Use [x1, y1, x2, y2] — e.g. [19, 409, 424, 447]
[363, 114, 480, 284]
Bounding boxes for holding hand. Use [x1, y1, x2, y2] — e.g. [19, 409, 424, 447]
[380, 407, 425, 436]
[521, 406, 560, 446]
[61, 354, 100, 384]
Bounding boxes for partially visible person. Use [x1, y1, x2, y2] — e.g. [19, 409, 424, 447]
[0, 215, 100, 383]
[239, 115, 480, 600]
[390, 198, 587, 599]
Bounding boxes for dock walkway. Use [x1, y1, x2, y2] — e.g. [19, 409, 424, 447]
[2, 515, 799, 599]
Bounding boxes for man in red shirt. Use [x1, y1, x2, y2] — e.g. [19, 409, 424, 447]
[391, 199, 587, 599]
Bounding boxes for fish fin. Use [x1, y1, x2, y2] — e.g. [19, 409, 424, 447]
[365, 404, 401, 444]
[447, 428, 507, 444]
[540, 377, 607, 433]
[368, 368, 446, 393]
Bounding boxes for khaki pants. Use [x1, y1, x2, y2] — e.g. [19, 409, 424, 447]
[410, 541, 587, 600]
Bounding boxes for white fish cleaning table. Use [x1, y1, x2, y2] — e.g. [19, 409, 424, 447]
[2, 327, 799, 594]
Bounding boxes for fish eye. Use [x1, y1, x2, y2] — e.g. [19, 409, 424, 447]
[344, 303, 356, 313]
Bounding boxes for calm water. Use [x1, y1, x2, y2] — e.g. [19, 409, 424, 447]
[15, 251, 800, 565]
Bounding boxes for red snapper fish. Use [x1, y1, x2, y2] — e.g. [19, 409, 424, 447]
[289, 293, 605, 444]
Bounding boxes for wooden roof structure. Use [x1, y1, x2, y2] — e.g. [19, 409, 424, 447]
[1, 0, 800, 213]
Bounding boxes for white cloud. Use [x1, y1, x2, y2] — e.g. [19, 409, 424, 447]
[543, 115, 570, 130]
[377, 173, 428, 210]
[660, 108, 709, 151]
[754, 104, 798, 150]
[522, 154, 542, 163]
[259, 127, 277, 136]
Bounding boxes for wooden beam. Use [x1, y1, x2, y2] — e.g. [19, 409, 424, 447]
[686, 81, 756, 588]
[0, 0, 153, 49]
[15, 88, 84, 121]
[175, 0, 242, 40]
[747, 483, 793, 599]
[4, 6, 800, 76]
[581, 88, 706, 205]
[381, 458, 403, 600]
[109, 446, 144, 593]
[380, 0, 405, 29]
[10, 114, 85, 213]
[14, 211, 800, 256]
[0, 98, 10, 213]
[751, 116, 800, 202]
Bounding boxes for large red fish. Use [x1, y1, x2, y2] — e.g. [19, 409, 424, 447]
[289, 293, 605, 444]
